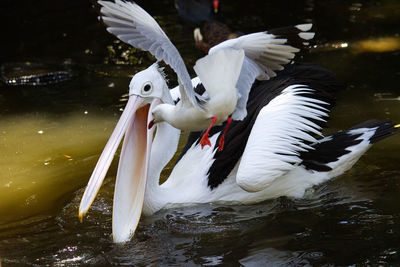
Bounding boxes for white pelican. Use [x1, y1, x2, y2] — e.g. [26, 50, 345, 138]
[78, 62, 399, 243]
[98, 0, 315, 148]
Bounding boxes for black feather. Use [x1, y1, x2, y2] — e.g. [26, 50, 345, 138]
[268, 24, 315, 52]
[352, 120, 398, 144]
[300, 120, 399, 172]
[300, 133, 363, 172]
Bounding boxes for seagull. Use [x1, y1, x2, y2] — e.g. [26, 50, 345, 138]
[98, 0, 315, 150]
[78, 62, 400, 243]
[149, 48, 245, 149]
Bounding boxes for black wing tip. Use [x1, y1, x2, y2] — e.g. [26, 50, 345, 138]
[300, 131, 363, 172]
[350, 119, 399, 144]
[268, 23, 316, 50]
[300, 119, 399, 172]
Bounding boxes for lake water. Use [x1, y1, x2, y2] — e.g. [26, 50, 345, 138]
[0, 0, 399, 265]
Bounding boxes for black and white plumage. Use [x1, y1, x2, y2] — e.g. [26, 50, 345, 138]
[179, 63, 339, 189]
[79, 62, 399, 243]
[98, 0, 315, 136]
[300, 119, 400, 172]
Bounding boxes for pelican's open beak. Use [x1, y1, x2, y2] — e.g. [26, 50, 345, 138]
[78, 95, 160, 243]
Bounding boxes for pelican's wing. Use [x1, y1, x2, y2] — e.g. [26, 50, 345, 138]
[209, 24, 315, 120]
[236, 84, 330, 192]
[98, 0, 199, 108]
[170, 77, 202, 103]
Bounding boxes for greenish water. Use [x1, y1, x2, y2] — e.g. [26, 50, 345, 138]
[0, 0, 399, 265]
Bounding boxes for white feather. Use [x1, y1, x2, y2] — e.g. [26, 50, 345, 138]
[209, 32, 300, 78]
[298, 32, 315, 40]
[236, 84, 329, 192]
[194, 49, 244, 103]
[231, 58, 260, 120]
[296, 23, 313, 31]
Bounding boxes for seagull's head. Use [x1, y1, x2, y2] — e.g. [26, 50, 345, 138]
[151, 103, 175, 125]
[128, 63, 172, 104]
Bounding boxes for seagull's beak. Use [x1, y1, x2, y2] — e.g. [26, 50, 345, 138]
[78, 95, 160, 243]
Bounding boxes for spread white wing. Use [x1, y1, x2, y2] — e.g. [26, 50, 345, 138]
[210, 24, 315, 120]
[236, 84, 329, 192]
[98, 0, 200, 108]
[210, 32, 298, 79]
[193, 49, 244, 109]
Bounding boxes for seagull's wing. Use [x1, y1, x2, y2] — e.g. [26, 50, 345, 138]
[193, 49, 244, 103]
[209, 24, 315, 79]
[230, 57, 260, 120]
[236, 84, 330, 192]
[210, 24, 315, 120]
[98, 0, 200, 108]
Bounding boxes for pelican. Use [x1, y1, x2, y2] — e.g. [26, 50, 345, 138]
[98, 0, 315, 148]
[78, 62, 399, 243]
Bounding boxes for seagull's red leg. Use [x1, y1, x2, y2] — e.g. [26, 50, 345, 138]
[218, 117, 232, 151]
[199, 116, 217, 148]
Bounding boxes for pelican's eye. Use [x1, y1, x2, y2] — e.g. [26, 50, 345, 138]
[141, 82, 153, 95]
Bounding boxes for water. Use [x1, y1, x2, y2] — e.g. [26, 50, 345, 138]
[0, 0, 399, 265]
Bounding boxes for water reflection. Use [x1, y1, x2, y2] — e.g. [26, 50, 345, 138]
[313, 36, 400, 54]
[1, 168, 400, 265]
[3, 180, 399, 265]
[0, 113, 118, 224]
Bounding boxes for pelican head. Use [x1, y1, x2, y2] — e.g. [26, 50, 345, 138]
[127, 63, 181, 129]
[128, 63, 172, 104]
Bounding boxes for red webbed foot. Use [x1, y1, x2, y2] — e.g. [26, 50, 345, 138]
[218, 117, 232, 151]
[200, 116, 217, 149]
[199, 133, 211, 148]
